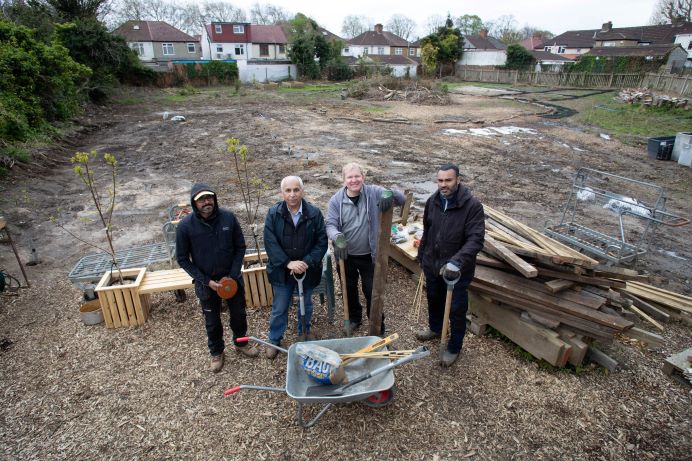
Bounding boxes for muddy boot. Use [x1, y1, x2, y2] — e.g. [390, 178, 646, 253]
[415, 328, 441, 341]
[440, 350, 459, 368]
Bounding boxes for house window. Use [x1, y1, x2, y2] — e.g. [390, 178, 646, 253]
[378, 47, 384, 55]
[544, 46, 550, 51]
[687, 42, 692, 50]
[260, 44, 269, 56]
[409, 48, 415, 56]
[235, 44, 245, 55]
[162, 43, 174, 55]
[214, 24, 222, 34]
[343, 47, 349, 53]
[187, 43, 196, 53]
[363, 47, 368, 55]
[130, 43, 144, 56]
[233, 25, 244, 34]
[216, 44, 223, 53]
[557, 46, 565, 54]
[279, 44, 285, 53]
[395, 47, 402, 55]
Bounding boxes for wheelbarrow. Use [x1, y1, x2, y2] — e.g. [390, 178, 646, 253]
[225, 336, 430, 427]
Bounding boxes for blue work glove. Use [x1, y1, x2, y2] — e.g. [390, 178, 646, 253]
[379, 190, 394, 212]
[439, 262, 461, 280]
[333, 233, 348, 261]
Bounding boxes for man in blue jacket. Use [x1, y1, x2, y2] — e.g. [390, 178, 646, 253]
[263, 176, 328, 359]
[326, 163, 405, 335]
[176, 183, 259, 373]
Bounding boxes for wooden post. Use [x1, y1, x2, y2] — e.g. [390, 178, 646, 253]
[608, 73, 614, 88]
[513, 70, 518, 85]
[682, 75, 690, 96]
[369, 193, 394, 336]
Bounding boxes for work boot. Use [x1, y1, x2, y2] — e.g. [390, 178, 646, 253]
[440, 350, 459, 367]
[264, 345, 279, 360]
[297, 329, 318, 342]
[211, 353, 224, 373]
[235, 344, 259, 358]
[415, 328, 441, 341]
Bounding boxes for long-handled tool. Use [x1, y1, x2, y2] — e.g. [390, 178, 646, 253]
[293, 272, 308, 340]
[305, 346, 430, 397]
[341, 333, 398, 365]
[440, 272, 461, 363]
[340, 350, 416, 360]
[334, 235, 351, 336]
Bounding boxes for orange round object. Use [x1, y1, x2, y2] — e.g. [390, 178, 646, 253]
[217, 277, 238, 300]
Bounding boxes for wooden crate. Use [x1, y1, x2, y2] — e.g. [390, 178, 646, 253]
[242, 251, 272, 309]
[94, 267, 148, 328]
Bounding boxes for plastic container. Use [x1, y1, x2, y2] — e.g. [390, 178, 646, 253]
[672, 132, 692, 165]
[79, 299, 104, 325]
[647, 136, 676, 160]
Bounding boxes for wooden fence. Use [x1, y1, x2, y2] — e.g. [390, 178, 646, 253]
[456, 67, 692, 96]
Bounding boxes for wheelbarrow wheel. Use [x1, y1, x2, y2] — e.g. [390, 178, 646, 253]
[363, 385, 396, 408]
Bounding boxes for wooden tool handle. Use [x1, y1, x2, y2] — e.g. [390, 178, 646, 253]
[341, 333, 399, 365]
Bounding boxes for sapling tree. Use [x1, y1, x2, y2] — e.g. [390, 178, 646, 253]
[226, 138, 268, 265]
[53, 150, 123, 282]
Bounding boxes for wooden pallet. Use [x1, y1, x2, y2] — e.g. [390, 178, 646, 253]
[94, 268, 148, 328]
[242, 266, 273, 309]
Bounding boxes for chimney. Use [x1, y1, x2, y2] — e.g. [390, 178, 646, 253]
[601, 21, 612, 32]
[374, 23, 383, 34]
[479, 28, 488, 39]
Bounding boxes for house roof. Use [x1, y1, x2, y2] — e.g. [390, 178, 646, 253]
[318, 27, 343, 42]
[586, 44, 685, 57]
[520, 35, 545, 50]
[464, 35, 507, 50]
[249, 25, 287, 44]
[205, 22, 250, 43]
[529, 50, 574, 62]
[368, 55, 419, 65]
[349, 30, 409, 47]
[542, 29, 599, 48]
[113, 20, 196, 42]
[543, 22, 692, 49]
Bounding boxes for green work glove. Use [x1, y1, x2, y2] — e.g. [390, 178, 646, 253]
[333, 233, 348, 261]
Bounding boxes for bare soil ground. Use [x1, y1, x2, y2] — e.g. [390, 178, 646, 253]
[0, 85, 690, 460]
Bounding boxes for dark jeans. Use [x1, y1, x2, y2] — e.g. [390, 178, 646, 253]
[342, 254, 385, 333]
[424, 271, 472, 354]
[199, 283, 248, 356]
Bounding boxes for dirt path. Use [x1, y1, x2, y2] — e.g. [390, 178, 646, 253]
[0, 86, 690, 460]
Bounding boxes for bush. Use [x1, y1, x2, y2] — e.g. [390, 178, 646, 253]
[325, 62, 353, 81]
[0, 19, 90, 142]
[505, 44, 536, 70]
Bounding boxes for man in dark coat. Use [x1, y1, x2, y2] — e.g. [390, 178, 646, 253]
[416, 164, 485, 367]
[176, 182, 259, 373]
[263, 176, 328, 359]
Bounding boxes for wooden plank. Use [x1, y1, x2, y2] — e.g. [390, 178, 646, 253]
[627, 306, 664, 331]
[545, 279, 576, 294]
[99, 294, 113, 328]
[476, 252, 509, 270]
[625, 282, 692, 313]
[263, 270, 273, 305]
[242, 272, 252, 306]
[593, 265, 650, 282]
[616, 290, 670, 322]
[621, 327, 664, 347]
[537, 267, 626, 288]
[587, 345, 619, 371]
[113, 289, 130, 327]
[389, 241, 421, 274]
[470, 292, 572, 367]
[486, 218, 536, 248]
[369, 202, 394, 336]
[123, 288, 137, 326]
[106, 291, 121, 328]
[522, 311, 561, 329]
[257, 270, 268, 307]
[483, 235, 538, 278]
[557, 328, 588, 367]
[248, 272, 260, 308]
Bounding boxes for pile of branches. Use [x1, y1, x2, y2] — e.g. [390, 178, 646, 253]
[376, 83, 450, 105]
[617, 88, 688, 108]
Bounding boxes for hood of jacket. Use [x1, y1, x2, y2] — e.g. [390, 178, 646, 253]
[190, 182, 219, 219]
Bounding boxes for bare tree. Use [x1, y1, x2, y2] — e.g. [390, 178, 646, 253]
[249, 2, 290, 25]
[424, 14, 445, 35]
[386, 14, 415, 40]
[341, 14, 371, 38]
[203, 1, 246, 22]
[650, 0, 692, 23]
[520, 25, 553, 40]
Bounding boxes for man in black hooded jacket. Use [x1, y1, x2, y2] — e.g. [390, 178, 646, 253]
[176, 183, 259, 373]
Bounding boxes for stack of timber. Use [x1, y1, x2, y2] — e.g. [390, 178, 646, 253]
[468, 206, 691, 369]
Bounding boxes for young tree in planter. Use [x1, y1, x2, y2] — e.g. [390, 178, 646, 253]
[226, 138, 268, 265]
[54, 150, 124, 282]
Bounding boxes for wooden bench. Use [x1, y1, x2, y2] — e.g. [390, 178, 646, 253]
[138, 269, 193, 295]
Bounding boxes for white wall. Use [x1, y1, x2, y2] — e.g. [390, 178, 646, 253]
[674, 33, 692, 59]
[343, 45, 391, 57]
[129, 42, 155, 61]
[459, 50, 507, 66]
[238, 61, 296, 82]
[389, 65, 417, 78]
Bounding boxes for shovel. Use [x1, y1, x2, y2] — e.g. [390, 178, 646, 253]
[334, 234, 351, 336]
[293, 272, 308, 340]
[305, 346, 430, 397]
[440, 272, 461, 363]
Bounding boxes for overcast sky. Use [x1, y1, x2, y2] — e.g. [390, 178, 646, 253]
[233, 0, 659, 38]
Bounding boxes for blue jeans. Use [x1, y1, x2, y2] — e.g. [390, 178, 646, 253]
[268, 281, 313, 345]
[424, 271, 472, 354]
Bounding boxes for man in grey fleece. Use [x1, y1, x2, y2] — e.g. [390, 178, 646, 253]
[326, 163, 406, 335]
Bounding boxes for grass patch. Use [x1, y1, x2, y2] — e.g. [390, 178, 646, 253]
[365, 106, 388, 113]
[575, 92, 692, 137]
[277, 83, 342, 93]
[113, 97, 144, 105]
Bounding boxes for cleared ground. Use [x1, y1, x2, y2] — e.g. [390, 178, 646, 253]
[0, 85, 690, 460]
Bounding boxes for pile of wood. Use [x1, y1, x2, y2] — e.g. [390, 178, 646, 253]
[617, 88, 688, 108]
[467, 205, 692, 370]
[377, 83, 450, 105]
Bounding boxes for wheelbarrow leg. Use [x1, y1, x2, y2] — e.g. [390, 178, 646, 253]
[296, 402, 333, 428]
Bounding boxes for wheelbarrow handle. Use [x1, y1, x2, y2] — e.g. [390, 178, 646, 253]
[237, 336, 288, 354]
[224, 384, 285, 396]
